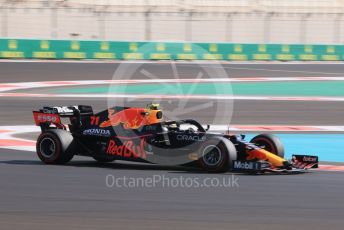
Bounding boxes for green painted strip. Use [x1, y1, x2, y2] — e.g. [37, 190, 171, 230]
[233, 81, 344, 96]
[56, 83, 231, 95]
[53, 81, 344, 97]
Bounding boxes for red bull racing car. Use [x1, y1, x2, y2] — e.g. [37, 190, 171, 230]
[32, 104, 318, 173]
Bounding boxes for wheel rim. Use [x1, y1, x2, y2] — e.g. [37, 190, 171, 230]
[202, 145, 222, 166]
[40, 137, 56, 158]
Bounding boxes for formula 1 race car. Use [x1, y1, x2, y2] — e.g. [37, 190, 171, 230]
[32, 104, 318, 173]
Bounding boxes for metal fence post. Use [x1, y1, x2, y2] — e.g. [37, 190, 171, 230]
[225, 13, 233, 42]
[1, 6, 8, 37]
[300, 13, 310, 43]
[51, 7, 58, 38]
[185, 11, 193, 41]
[145, 9, 151, 41]
[98, 11, 105, 40]
[264, 12, 273, 43]
[334, 13, 342, 43]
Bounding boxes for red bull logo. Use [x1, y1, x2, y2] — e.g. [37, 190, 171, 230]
[99, 108, 162, 129]
[106, 139, 147, 159]
[246, 149, 268, 161]
[246, 149, 286, 167]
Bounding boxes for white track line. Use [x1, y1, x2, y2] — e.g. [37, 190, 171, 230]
[0, 124, 344, 154]
[2, 125, 344, 171]
[195, 65, 344, 75]
[1, 77, 344, 93]
[2, 92, 344, 102]
[0, 125, 38, 152]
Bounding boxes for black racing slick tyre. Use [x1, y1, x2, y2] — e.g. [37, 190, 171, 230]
[36, 129, 75, 164]
[92, 155, 116, 163]
[250, 134, 285, 158]
[198, 137, 237, 173]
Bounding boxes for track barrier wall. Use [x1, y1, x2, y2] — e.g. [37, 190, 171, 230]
[0, 39, 343, 61]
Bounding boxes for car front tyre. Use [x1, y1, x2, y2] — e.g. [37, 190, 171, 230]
[198, 137, 237, 173]
[250, 134, 285, 158]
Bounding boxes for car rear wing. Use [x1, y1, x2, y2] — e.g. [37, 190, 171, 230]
[33, 105, 93, 131]
[38, 105, 93, 117]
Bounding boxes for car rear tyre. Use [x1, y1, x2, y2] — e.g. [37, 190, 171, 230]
[198, 137, 237, 173]
[36, 129, 75, 164]
[250, 134, 284, 158]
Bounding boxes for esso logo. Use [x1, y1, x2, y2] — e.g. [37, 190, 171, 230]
[37, 114, 57, 123]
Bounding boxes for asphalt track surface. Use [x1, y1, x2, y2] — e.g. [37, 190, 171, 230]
[1, 61, 344, 230]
